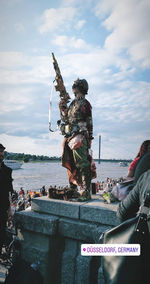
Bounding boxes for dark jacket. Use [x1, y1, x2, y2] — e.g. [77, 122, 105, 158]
[117, 169, 150, 222]
[133, 151, 150, 185]
[0, 162, 13, 211]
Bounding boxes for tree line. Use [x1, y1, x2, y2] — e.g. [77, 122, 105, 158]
[4, 151, 61, 163]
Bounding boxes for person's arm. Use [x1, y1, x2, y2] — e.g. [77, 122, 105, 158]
[8, 168, 14, 217]
[127, 168, 135, 178]
[117, 174, 144, 222]
[82, 100, 93, 145]
[126, 158, 139, 178]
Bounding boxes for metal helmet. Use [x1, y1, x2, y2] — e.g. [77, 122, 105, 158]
[72, 78, 89, 95]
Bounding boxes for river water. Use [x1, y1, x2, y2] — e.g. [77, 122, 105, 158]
[12, 161, 129, 192]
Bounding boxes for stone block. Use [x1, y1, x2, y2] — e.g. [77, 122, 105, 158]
[80, 198, 119, 226]
[14, 196, 121, 284]
[17, 229, 50, 251]
[18, 230, 64, 284]
[20, 244, 48, 277]
[31, 196, 82, 219]
[75, 242, 102, 284]
[59, 217, 112, 243]
[15, 208, 58, 236]
[60, 239, 78, 284]
[75, 253, 92, 284]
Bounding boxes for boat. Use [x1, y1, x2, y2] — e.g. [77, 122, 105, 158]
[119, 162, 128, 167]
[4, 160, 23, 170]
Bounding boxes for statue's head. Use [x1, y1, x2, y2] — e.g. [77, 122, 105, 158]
[72, 78, 88, 95]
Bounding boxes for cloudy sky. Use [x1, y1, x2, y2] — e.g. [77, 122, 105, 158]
[0, 0, 150, 159]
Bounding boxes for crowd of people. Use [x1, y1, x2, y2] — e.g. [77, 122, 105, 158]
[10, 186, 47, 213]
[10, 179, 117, 210]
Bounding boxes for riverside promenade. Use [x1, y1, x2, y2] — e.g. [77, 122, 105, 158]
[5, 195, 120, 284]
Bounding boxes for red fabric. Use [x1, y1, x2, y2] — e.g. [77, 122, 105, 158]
[129, 157, 140, 171]
[62, 138, 81, 186]
[61, 138, 96, 186]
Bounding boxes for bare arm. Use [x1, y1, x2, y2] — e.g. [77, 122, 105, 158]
[126, 168, 135, 178]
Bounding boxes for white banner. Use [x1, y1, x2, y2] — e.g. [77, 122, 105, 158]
[81, 244, 140, 256]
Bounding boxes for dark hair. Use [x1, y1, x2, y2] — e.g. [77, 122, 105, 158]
[72, 78, 88, 95]
[135, 140, 150, 158]
[0, 143, 5, 150]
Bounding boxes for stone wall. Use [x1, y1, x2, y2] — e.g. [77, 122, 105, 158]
[15, 195, 119, 284]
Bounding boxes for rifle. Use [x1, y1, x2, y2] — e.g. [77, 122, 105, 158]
[51, 53, 70, 127]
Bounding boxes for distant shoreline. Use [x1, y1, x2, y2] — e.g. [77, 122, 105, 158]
[5, 151, 132, 163]
[26, 158, 132, 163]
[18, 158, 132, 163]
[94, 159, 132, 163]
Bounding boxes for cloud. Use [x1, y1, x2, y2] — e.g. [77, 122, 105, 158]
[0, 132, 63, 157]
[39, 7, 76, 34]
[0, 49, 131, 92]
[0, 52, 51, 85]
[0, 0, 150, 159]
[0, 81, 51, 140]
[0, 121, 48, 139]
[94, 0, 150, 68]
[59, 50, 132, 82]
[0, 87, 33, 114]
[75, 20, 86, 30]
[91, 79, 150, 160]
[0, 48, 149, 157]
[61, 0, 82, 6]
[93, 80, 150, 118]
[52, 35, 90, 51]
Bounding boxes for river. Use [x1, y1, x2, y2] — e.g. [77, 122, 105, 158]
[12, 161, 129, 192]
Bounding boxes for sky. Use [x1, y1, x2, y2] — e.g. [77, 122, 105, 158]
[0, 0, 150, 159]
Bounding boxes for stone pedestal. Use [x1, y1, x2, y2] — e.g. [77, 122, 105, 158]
[15, 195, 119, 284]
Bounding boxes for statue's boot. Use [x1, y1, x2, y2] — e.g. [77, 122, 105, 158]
[69, 183, 80, 198]
[78, 174, 91, 202]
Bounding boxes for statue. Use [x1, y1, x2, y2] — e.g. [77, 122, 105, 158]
[51, 53, 96, 201]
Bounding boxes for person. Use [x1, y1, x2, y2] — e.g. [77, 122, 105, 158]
[61, 78, 96, 201]
[127, 140, 150, 178]
[0, 143, 13, 255]
[19, 187, 24, 196]
[40, 185, 46, 196]
[111, 140, 150, 202]
[12, 190, 18, 202]
[117, 169, 150, 222]
[109, 170, 150, 284]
